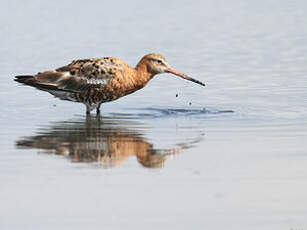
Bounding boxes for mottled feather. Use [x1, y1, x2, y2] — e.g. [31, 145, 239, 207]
[55, 57, 127, 91]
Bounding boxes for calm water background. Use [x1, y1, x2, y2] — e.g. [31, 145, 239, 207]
[1, 0, 307, 229]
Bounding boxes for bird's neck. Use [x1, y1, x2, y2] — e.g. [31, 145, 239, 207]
[134, 62, 156, 86]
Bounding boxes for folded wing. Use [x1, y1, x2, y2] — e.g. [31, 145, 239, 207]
[15, 58, 123, 93]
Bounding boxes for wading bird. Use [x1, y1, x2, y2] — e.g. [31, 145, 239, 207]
[15, 53, 205, 114]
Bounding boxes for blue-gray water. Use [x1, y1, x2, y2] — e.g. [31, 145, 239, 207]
[1, 0, 307, 229]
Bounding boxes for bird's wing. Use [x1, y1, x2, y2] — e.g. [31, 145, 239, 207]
[27, 58, 125, 93]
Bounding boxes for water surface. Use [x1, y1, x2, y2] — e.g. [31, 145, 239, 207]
[1, 0, 307, 229]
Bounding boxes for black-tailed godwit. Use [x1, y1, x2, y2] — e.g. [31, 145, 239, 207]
[15, 53, 205, 114]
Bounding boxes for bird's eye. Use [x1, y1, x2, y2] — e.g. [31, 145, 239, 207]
[157, 59, 163, 64]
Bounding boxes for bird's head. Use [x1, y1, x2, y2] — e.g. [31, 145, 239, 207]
[137, 53, 205, 87]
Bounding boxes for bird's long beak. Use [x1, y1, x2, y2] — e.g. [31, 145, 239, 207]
[165, 68, 205, 87]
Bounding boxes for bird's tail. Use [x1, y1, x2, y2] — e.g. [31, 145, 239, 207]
[14, 73, 78, 94]
[14, 75, 58, 90]
[14, 75, 36, 85]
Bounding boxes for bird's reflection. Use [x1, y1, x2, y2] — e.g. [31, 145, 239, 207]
[16, 115, 203, 168]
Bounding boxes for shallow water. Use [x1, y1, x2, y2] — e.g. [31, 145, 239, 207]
[1, 0, 307, 229]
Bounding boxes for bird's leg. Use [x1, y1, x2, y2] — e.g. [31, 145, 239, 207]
[96, 103, 102, 115]
[86, 105, 91, 115]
